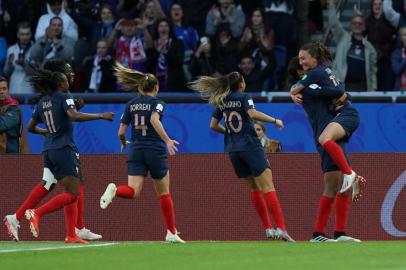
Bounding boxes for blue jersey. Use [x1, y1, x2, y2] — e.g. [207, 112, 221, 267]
[32, 92, 76, 151]
[212, 91, 261, 152]
[121, 95, 166, 151]
[299, 65, 344, 138]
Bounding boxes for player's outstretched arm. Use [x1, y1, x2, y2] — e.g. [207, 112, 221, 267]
[67, 108, 114, 122]
[210, 117, 226, 134]
[27, 118, 48, 135]
[248, 109, 284, 129]
[150, 112, 179, 155]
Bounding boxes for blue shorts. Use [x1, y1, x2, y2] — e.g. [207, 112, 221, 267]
[43, 145, 81, 180]
[317, 140, 350, 173]
[331, 105, 359, 142]
[228, 147, 270, 178]
[127, 148, 168, 180]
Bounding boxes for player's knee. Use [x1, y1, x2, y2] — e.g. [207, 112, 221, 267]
[318, 135, 328, 145]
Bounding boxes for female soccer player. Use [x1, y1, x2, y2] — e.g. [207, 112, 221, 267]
[288, 51, 365, 242]
[290, 43, 365, 195]
[99, 63, 185, 243]
[188, 72, 295, 242]
[4, 60, 102, 241]
[24, 68, 114, 243]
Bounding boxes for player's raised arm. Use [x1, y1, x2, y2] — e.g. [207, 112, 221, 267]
[67, 108, 114, 122]
[247, 109, 284, 130]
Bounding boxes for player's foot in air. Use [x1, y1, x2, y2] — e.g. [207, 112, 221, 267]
[340, 170, 357, 193]
[275, 228, 296, 243]
[100, 183, 117, 209]
[352, 175, 366, 202]
[310, 233, 338, 243]
[334, 232, 361, 242]
[4, 214, 20, 241]
[25, 209, 40, 238]
[165, 230, 186, 243]
[265, 228, 276, 239]
[65, 235, 89, 244]
[76, 227, 102, 240]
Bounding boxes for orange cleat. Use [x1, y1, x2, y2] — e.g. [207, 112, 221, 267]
[25, 209, 40, 238]
[352, 175, 366, 202]
[65, 235, 89, 244]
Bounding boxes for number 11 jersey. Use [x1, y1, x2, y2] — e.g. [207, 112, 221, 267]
[212, 91, 261, 152]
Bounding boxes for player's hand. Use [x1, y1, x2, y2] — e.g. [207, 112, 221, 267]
[275, 119, 284, 130]
[120, 140, 131, 152]
[291, 93, 303, 104]
[100, 112, 115, 121]
[166, 139, 179, 156]
[333, 92, 347, 110]
[74, 98, 85, 110]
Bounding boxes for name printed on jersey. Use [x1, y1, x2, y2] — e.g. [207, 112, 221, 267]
[130, 103, 151, 112]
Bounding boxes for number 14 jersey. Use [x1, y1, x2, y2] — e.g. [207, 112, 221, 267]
[121, 94, 166, 151]
[212, 91, 261, 152]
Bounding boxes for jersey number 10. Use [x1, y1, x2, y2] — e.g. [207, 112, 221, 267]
[223, 111, 242, 133]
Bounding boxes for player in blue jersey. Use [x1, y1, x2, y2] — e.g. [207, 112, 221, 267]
[4, 60, 102, 242]
[22, 68, 114, 243]
[287, 49, 365, 242]
[99, 63, 185, 243]
[189, 72, 295, 242]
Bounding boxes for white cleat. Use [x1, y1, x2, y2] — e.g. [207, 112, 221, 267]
[275, 228, 296, 243]
[100, 183, 117, 209]
[4, 214, 20, 241]
[335, 235, 361, 242]
[340, 170, 356, 193]
[165, 230, 186, 244]
[76, 227, 102, 241]
[310, 234, 338, 243]
[265, 228, 276, 239]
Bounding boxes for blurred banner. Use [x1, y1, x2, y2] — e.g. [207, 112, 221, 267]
[19, 103, 406, 153]
[0, 153, 405, 241]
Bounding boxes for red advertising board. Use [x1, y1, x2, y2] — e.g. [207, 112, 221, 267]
[0, 154, 405, 241]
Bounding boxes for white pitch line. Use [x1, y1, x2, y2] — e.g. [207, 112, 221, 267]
[0, 242, 118, 254]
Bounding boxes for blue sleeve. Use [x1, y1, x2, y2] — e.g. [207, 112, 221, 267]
[31, 105, 42, 123]
[120, 102, 131, 125]
[212, 107, 222, 120]
[299, 69, 319, 87]
[304, 84, 345, 99]
[242, 94, 255, 112]
[61, 93, 76, 112]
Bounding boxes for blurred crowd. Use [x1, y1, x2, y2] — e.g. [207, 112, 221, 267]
[1, 0, 406, 94]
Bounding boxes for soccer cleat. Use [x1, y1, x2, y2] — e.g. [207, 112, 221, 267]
[275, 228, 296, 243]
[100, 183, 117, 209]
[265, 228, 276, 239]
[165, 230, 186, 244]
[4, 214, 20, 241]
[335, 235, 361, 242]
[75, 227, 102, 241]
[65, 235, 89, 244]
[310, 233, 338, 243]
[25, 209, 40, 238]
[352, 175, 366, 202]
[340, 170, 356, 193]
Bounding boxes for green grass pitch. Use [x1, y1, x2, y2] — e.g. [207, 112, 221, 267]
[1, 241, 405, 270]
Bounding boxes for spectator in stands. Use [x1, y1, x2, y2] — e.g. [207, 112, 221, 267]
[212, 27, 239, 75]
[327, 0, 377, 91]
[3, 22, 34, 94]
[254, 121, 282, 153]
[115, 18, 152, 73]
[361, 0, 397, 91]
[35, 0, 78, 41]
[189, 36, 215, 79]
[170, 2, 199, 81]
[383, 0, 406, 29]
[30, 16, 76, 66]
[140, 0, 166, 34]
[205, 0, 246, 38]
[8, 0, 46, 38]
[178, 0, 212, 36]
[391, 26, 406, 90]
[147, 18, 186, 91]
[0, 36, 8, 77]
[90, 4, 117, 54]
[116, 0, 145, 19]
[239, 56, 273, 92]
[82, 39, 116, 93]
[0, 77, 24, 154]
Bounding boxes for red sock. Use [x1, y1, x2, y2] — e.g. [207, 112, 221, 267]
[16, 183, 49, 221]
[335, 194, 350, 232]
[251, 191, 273, 229]
[159, 194, 176, 234]
[76, 184, 85, 229]
[36, 192, 77, 217]
[314, 195, 334, 234]
[322, 140, 352, 174]
[64, 199, 78, 238]
[116, 185, 135, 198]
[264, 191, 286, 230]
